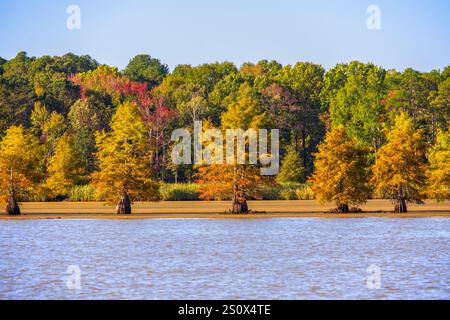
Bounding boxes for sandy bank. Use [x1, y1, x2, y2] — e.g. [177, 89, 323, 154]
[1, 200, 449, 220]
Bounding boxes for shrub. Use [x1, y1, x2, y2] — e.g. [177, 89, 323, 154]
[22, 191, 49, 202]
[259, 185, 281, 200]
[259, 183, 315, 200]
[160, 183, 201, 201]
[294, 183, 315, 200]
[276, 145, 305, 184]
[279, 188, 297, 200]
[68, 185, 96, 202]
[18, 183, 316, 202]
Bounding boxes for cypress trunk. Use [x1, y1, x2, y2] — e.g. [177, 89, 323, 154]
[395, 198, 407, 213]
[394, 187, 408, 213]
[6, 193, 21, 216]
[337, 203, 349, 213]
[116, 190, 132, 215]
[231, 194, 249, 214]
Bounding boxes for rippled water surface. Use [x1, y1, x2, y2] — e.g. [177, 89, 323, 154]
[1, 218, 449, 299]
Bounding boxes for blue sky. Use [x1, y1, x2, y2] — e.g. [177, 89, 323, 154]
[0, 0, 449, 71]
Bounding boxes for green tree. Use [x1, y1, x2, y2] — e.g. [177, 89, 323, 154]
[0, 52, 35, 134]
[30, 102, 49, 136]
[385, 68, 439, 143]
[276, 145, 305, 184]
[0, 52, 98, 136]
[156, 62, 237, 125]
[328, 62, 387, 152]
[123, 54, 169, 89]
[0, 57, 6, 75]
[428, 76, 450, 141]
[68, 99, 103, 173]
[272, 62, 325, 174]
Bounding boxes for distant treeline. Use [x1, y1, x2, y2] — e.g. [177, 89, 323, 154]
[0, 52, 448, 213]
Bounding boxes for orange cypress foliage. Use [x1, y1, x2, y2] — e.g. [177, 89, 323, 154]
[309, 125, 371, 212]
[196, 84, 273, 213]
[371, 112, 427, 212]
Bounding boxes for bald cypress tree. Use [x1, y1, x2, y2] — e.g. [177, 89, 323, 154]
[309, 126, 371, 213]
[91, 102, 159, 214]
[0, 126, 40, 215]
[197, 84, 271, 213]
[45, 134, 86, 198]
[426, 129, 449, 201]
[371, 112, 426, 213]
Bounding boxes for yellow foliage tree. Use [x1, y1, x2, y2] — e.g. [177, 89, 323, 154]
[45, 134, 86, 198]
[91, 102, 159, 214]
[309, 126, 371, 213]
[0, 126, 41, 215]
[371, 112, 426, 212]
[43, 111, 68, 145]
[196, 84, 273, 213]
[426, 129, 449, 201]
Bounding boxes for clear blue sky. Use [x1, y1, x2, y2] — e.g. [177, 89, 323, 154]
[0, 0, 449, 71]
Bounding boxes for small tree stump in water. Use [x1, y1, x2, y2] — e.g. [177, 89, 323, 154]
[6, 194, 21, 216]
[116, 191, 131, 215]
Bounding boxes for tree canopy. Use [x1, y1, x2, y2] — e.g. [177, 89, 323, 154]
[123, 54, 169, 89]
[0, 52, 448, 214]
[91, 102, 160, 211]
[309, 126, 371, 212]
[371, 113, 427, 212]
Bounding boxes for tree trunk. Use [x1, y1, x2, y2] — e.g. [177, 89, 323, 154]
[337, 203, 349, 213]
[231, 195, 249, 214]
[6, 193, 21, 216]
[395, 198, 407, 213]
[394, 187, 408, 213]
[301, 127, 308, 169]
[116, 190, 132, 215]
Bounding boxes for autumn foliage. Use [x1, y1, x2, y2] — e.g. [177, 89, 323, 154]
[371, 112, 427, 212]
[91, 102, 159, 213]
[425, 129, 449, 201]
[309, 126, 371, 212]
[196, 84, 274, 213]
[0, 53, 449, 214]
[0, 126, 41, 214]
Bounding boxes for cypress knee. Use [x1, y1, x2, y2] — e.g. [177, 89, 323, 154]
[116, 190, 132, 215]
[6, 193, 21, 216]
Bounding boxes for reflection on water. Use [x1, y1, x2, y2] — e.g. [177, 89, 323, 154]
[0, 218, 449, 299]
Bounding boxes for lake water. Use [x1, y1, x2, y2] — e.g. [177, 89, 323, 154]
[0, 218, 449, 300]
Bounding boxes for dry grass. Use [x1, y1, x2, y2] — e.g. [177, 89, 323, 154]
[0, 200, 449, 220]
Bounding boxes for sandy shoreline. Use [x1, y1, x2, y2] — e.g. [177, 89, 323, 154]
[1, 200, 449, 220]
